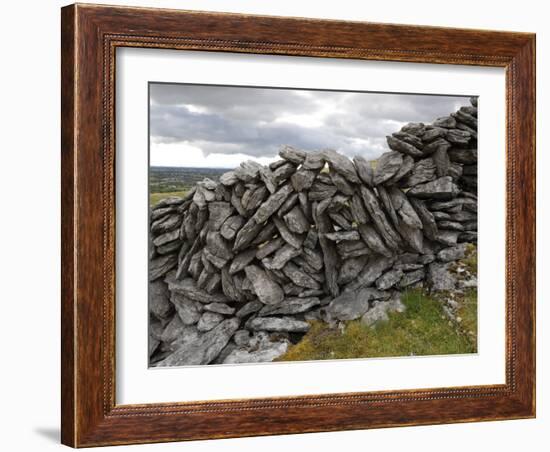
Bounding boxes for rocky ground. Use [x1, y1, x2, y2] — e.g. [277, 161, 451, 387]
[148, 99, 479, 366]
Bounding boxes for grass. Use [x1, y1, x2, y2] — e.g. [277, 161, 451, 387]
[449, 243, 478, 343]
[150, 190, 188, 207]
[277, 288, 477, 362]
[457, 288, 478, 343]
[461, 243, 478, 274]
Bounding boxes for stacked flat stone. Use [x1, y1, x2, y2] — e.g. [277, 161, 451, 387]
[148, 98, 478, 366]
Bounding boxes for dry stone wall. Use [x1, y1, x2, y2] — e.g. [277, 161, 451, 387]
[149, 98, 479, 366]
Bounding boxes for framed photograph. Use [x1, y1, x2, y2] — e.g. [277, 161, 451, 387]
[61, 4, 536, 447]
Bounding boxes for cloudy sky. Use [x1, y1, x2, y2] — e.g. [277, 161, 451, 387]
[149, 83, 470, 168]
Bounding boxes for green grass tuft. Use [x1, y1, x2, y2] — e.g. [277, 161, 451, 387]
[461, 243, 478, 274]
[277, 288, 476, 362]
[457, 288, 478, 343]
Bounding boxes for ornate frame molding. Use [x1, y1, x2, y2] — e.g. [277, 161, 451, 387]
[61, 4, 535, 447]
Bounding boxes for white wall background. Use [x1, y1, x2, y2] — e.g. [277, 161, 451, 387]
[0, 1, 545, 450]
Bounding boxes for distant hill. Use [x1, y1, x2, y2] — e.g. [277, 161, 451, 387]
[150, 166, 231, 193]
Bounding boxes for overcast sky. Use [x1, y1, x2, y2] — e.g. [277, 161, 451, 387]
[149, 83, 471, 168]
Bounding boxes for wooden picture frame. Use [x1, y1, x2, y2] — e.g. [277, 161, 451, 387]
[61, 3, 536, 447]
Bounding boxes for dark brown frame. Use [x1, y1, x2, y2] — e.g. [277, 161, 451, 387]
[61, 3, 536, 447]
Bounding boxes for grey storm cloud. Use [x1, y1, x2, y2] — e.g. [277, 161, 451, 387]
[150, 83, 471, 162]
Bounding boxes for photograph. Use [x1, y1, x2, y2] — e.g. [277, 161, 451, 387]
[147, 83, 479, 367]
